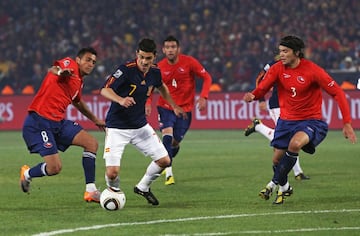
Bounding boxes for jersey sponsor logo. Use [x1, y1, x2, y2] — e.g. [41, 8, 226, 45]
[178, 67, 185, 73]
[141, 80, 146, 85]
[164, 71, 171, 76]
[283, 73, 291, 79]
[63, 60, 71, 67]
[113, 69, 123, 78]
[297, 76, 305, 84]
[43, 142, 53, 149]
[105, 147, 110, 153]
[328, 81, 335, 87]
[306, 126, 314, 133]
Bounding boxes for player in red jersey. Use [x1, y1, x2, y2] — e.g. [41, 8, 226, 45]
[20, 47, 105, 203]
[146, 35, 212, 185]
[244, 35, 357, 204]
[244, 56, 310, 181]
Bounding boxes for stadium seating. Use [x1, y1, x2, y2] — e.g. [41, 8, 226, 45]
[1, 1, 359, 94]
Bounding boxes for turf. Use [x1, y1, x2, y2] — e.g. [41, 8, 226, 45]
[0, 130, 359, 235]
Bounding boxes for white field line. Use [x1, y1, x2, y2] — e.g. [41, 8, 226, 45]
[33, 208, 360, 236]
[162, 227, 360, 235]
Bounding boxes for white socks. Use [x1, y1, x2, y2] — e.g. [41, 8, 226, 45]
[279, 182, 290, 193]
[292, 157, 303, 176]
[255, 123, 274, 141]
[165, 166, 173, 178]
[136, 161, 162, 192]
[86, 183, 97, 192]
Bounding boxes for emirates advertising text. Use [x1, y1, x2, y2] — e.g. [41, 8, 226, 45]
[1, 92, 359, 130]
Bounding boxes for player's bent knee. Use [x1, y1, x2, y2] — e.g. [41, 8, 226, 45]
[106, 167, 119, 179]
[288, 141, 303, 152]
[46, 165, 62, 176]
[84, 137, 99, 153]
[73, 131, 99, 152]
[156, 156, 171, 168]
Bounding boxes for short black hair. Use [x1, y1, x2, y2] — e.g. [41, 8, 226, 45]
[137, 38, 157, 55]
[77, 47, 97, 58]
[163, 35, 179, 46]
[279, 35, 305, 58]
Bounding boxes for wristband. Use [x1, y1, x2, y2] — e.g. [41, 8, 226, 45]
[56, 66, 62, 76]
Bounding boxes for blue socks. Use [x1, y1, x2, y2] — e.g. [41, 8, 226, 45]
[163, 135, 173, 160]
[273, 151, 298, 186]
[29, 163, 48, 177]
[82, 151, 96, 184]
[172, 146, 180, 158]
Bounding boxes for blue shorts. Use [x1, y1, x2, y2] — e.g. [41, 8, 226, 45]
[157, 106, 192, 142]
[22, 112, 83, 156]
[271, 118, 328, 154]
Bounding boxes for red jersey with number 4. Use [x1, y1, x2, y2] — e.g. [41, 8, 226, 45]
[157, 54, 212, 112]
[252, 58, 351, 124]
[28, 57, 83, 121]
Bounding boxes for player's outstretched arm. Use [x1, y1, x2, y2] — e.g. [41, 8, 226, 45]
[343, 123, 357, 144]
[73, 100, 105, 130]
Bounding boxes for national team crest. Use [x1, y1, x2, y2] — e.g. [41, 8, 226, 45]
[297, 76, 305, 84]
[43, 142, 53, 149]
[63, 60, 71, 67]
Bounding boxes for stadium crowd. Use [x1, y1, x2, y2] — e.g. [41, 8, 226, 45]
[0, 0, 359, 94]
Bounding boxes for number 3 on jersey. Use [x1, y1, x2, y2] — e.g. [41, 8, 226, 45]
[172, 78, 177, 88]
[290, 87, 297, 97]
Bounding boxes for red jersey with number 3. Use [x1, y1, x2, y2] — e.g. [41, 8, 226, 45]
[252, 58, 351, 123]
[157, 54, 212, 112]
[28, 57, 83, 121]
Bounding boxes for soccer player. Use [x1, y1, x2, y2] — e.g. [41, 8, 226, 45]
[243, 35, 357, 204]
[244, 57, 310, 181]
[20, 47, 105, 203]
[146, 35, 212, 185]
[100, 38, 186, 206]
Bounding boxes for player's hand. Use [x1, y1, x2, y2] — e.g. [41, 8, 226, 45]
[59, 68, 74, 77]
[259, 101, 267, 111]
[173, 105, 187, 119]
[343, 123, 357, 144]
[94, 118, 106, 132]
[196, 97, 207, 111]
[119, 97, 136, 108]
[145, 104, 152, 116]
[243, 92, 255, 102]
[51, 66, 73, 77]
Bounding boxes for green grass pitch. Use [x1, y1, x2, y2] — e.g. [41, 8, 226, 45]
[0, 130, 359, 235]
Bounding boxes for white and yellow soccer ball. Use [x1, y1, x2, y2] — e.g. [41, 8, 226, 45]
[100, 187, 126, 211]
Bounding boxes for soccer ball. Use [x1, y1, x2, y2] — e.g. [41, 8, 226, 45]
[100, 187, 126, 211]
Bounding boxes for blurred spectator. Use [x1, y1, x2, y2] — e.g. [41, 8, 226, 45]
[339, 56, 357, 72]
[228, 59, 252, 91]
